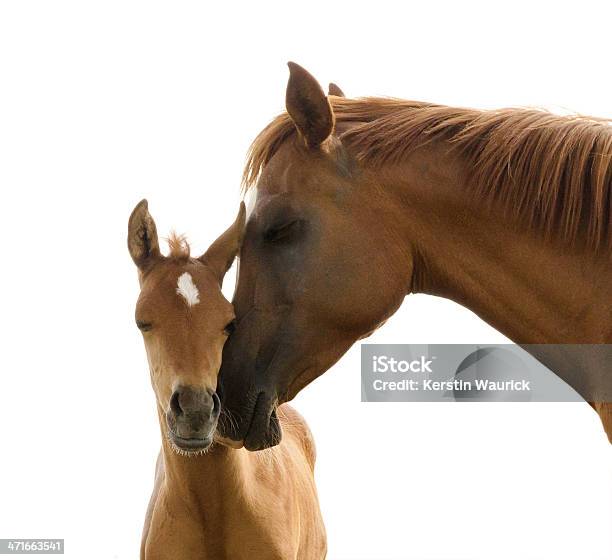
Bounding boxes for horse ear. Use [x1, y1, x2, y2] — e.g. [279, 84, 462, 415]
[328, 82, 345, 97]
[128, 199, 161, 271]
[286, 62, 334, 148]
[200, 202, 246, 284]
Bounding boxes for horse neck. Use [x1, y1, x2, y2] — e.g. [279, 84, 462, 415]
[376, 141, 612, 344]
[156, 407, 249, 508]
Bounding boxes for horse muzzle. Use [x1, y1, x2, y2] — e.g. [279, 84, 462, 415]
[166, 385, 220, 452]
[218, 389, 282, 451]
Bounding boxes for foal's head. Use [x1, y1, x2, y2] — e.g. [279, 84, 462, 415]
[128, 200, 245, 454]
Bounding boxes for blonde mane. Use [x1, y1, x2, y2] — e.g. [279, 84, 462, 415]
[243, 97, 612, 249]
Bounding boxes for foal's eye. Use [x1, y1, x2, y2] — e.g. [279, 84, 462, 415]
[223, 319, 237, 336]
[136, 320, 153, 332]
[263, 220, 300, 242]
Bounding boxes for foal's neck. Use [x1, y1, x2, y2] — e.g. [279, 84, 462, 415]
[157, 409, 248, 507]
[380, 141, 612, 344]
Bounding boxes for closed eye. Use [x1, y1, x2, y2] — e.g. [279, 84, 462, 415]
[263, 219, 301, 242]
[136, 320, 153, 332]
[223, 319, 237, 336]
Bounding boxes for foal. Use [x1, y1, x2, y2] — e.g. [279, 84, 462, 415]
[128, 200, 326, 560]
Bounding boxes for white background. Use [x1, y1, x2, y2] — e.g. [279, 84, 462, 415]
[1, 1, 611, 559]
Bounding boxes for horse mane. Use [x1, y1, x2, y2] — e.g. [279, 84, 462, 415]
[167, 232, 191, 260]
[243, 97, 612, 249]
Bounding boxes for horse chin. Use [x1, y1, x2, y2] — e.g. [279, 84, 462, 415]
[243, 395, 282, 451]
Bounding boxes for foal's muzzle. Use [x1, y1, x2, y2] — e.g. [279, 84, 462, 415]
[166, 385, 220, 451]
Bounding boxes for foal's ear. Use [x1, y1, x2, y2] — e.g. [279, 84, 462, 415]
[286, 62, 334, 148]
[328, 82, 345, 97]
[200, 202, 246, 284]
[128, 199, 161, 270]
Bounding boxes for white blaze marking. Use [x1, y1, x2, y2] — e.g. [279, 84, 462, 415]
[176, 272, 200, 306]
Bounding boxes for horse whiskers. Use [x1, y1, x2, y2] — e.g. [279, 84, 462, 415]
[218, 407, 241, 435]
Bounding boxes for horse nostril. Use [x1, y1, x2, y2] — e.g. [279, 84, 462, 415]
[170, 390, 183, 417]
[211, 392, 220, 416]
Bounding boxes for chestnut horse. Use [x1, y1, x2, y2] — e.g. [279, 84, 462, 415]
[128, 200, 326, 560]
[218, 62, 612, 451]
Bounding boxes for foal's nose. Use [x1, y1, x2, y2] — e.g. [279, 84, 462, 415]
[167, 386, 220, 440]
[170, 386, 219, 417]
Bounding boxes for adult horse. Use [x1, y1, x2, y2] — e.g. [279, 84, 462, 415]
[218, 62, 612, 451]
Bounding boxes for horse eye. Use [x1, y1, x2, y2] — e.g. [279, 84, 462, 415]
[136, 320, 153, 332]
[264, 220, 300, 242]
[224, 319, 237, 336]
